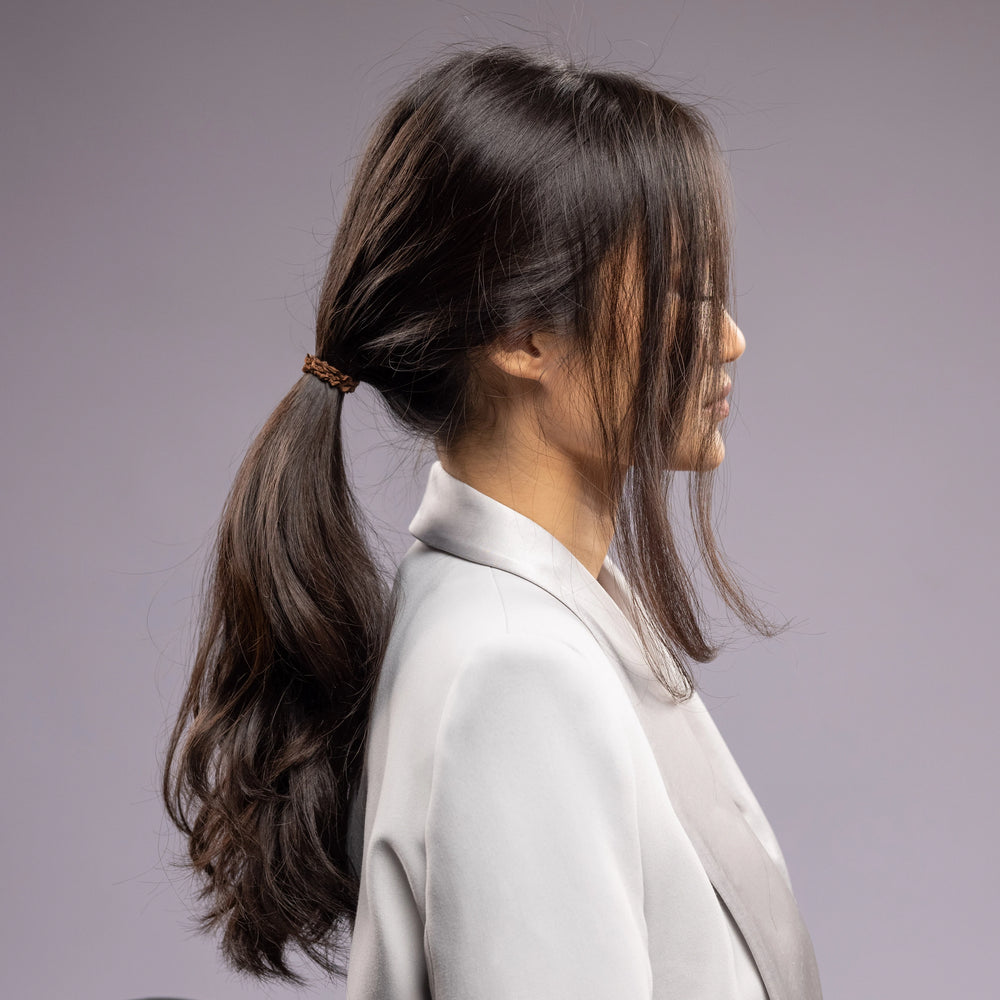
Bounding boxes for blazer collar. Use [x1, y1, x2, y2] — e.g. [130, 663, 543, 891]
[407, 459, 823, 1000]
[407, 459, 665, 687]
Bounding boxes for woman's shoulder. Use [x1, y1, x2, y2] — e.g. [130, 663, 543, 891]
[361, 539, 632, 846]
[385, 543, 637, 791]
[371, 540, 624, 754]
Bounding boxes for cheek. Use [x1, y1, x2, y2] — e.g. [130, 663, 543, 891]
[541, 370, 603, 458]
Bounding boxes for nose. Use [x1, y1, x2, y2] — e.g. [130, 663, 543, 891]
[722, 310, 745, 363]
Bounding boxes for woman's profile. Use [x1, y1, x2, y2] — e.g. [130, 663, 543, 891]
[162, 42, 823, 999]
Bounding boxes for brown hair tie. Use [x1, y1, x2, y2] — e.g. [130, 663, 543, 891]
[302, 353, 359, 393]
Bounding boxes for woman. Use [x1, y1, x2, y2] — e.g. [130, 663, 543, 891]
[163, 43, 823, 999]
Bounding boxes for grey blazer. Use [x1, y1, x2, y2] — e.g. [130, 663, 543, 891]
[345, 460, 822, 999]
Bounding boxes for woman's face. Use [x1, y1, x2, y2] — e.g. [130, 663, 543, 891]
[471, 251, 747, 488]
[536, 295, 746, 481]
[610, 247, 747, 472]
[615, 245, 747, 472]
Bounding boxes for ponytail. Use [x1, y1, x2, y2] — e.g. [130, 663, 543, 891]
[162, 371, 393, 982]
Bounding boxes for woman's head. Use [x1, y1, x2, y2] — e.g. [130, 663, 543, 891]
[315, 43, 743, 491]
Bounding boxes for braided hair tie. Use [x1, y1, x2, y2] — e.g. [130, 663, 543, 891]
[302, 353, 359, 392]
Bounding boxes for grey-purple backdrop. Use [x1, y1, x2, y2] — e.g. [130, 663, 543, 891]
[2, 1, 997, 997]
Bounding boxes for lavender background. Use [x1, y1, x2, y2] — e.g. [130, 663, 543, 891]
[2, 1, 997, 998]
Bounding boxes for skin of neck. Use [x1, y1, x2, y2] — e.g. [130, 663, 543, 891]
[435, 390, 619, 581]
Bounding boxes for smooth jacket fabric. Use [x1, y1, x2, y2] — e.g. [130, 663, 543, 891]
[345, 460, 822, 1000]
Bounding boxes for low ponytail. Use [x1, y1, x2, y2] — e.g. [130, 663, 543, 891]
[162, 369, 393, 983]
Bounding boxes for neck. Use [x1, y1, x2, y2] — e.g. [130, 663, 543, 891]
[436, 433, 618, 580]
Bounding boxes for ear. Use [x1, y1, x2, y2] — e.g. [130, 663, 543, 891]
[485, 324, 568, 385]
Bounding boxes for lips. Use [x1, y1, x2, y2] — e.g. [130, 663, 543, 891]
[705, 377, 732, 406]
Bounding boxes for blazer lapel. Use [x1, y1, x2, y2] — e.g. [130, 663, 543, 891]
[589, 560, 823, 1000]
[408, 461, 822, 1000]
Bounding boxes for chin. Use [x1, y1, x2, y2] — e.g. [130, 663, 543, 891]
[705, 430, 726, 467]
[703, 436, 726, 469]
[669, 433, 726, 472]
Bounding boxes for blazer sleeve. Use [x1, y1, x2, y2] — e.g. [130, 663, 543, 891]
[423, 632, 652, 1000]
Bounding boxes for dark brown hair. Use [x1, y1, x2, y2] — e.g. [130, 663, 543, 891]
[162, 41, 786, 986]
